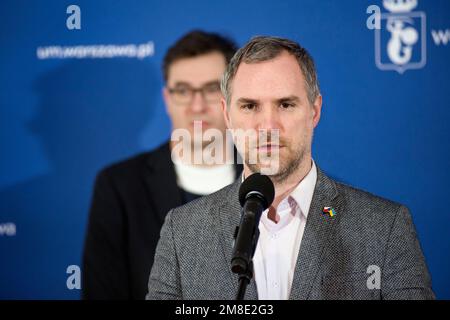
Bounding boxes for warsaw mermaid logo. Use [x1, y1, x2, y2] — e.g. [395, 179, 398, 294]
[375, 0, 426, 73]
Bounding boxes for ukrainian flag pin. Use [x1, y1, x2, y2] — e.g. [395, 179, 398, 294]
[323, 207, 336, 217]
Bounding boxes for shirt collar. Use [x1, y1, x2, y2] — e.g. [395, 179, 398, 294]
[241, 159, 318, 219]
[287, 159, 317, 219]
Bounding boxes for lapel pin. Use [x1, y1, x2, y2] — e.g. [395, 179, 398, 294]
[322, 206, 336, 217]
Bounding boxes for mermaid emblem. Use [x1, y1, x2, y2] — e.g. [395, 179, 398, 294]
[374, 0, 426, 73]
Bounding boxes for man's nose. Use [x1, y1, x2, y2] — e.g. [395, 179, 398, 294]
[189, 91, 208, 113]
[257, 105, 281, 131]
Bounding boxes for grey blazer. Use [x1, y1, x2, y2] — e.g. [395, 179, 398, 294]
[146, 167, 434, 300]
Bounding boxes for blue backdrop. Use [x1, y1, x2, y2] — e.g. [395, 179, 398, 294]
[1, 0, 449, 299]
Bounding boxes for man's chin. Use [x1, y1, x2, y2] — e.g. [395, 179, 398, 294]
[187, 142, 215, 155]
[246, 162, 281, 177]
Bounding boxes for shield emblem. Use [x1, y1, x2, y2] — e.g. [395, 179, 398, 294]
[375, 11, 427, 73]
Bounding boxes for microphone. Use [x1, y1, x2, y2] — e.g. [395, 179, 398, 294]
[231, 173, 275, 275]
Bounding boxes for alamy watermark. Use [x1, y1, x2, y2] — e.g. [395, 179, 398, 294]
[66, 265, 81, 290]
[171, 121, 280, 175]
[367, 265, 381, 290]
[66, 5, 81, 30]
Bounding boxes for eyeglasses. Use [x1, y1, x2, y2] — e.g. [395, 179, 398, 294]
[167, 81, 222, 105]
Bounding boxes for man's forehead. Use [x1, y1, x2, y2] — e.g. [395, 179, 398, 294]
[234, 52, 302, 79]
[236, 95, 301, 103]
[230, 52, 305, 95]
[167, 52, 226, 85]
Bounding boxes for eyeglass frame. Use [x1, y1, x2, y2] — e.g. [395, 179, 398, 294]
[167, 81, 223, 105]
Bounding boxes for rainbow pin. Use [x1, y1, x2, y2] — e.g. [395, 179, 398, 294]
[322, 207, 336, 217]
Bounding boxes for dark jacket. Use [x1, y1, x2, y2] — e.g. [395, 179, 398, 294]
[82, 142, 241, 299]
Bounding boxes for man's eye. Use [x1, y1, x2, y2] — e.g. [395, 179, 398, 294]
[175, 88, 190, 95]
[203, 83, 221, 93]
[281, 102, 295, 109]
[241, 104, 257, 111]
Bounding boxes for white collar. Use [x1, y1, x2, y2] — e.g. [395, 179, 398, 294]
[286, 160, 317, 219]
[242, 159, 317, 218]
[173, 160, 235, 195]
[259, 160, 317, 231]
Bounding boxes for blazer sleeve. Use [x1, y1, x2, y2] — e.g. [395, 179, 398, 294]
[381, 205, 435, 300]
[82, 169, 130, 299]
[146, 208, 182, 300]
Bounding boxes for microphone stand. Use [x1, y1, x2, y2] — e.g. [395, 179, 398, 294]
[236, 261, 254, 300]
[232, 221, 260, 300]
[231, 173, 274, 300]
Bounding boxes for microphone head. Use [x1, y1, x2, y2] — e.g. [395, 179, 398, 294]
[239, 173, 275, 209]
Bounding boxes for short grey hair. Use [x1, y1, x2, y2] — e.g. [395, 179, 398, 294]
[221, 36, 320, 106]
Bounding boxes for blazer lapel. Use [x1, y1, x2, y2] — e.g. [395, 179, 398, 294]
[216, 180, 259, 300]
[289, 167, 343, 300]
[144, 142, 183, 224]
[216, 167, 342, 300]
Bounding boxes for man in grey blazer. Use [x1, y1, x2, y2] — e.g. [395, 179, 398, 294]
[146, 36, 434, 300]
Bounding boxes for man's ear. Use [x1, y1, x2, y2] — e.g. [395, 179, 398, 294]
[221, 98, 232, 129]
[312, 94, 322, 128]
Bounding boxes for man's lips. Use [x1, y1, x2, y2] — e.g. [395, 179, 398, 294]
[256, 144, 283, 152]
[190, 120, 210, 127]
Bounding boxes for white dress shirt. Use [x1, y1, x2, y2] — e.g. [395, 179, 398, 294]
[253, 160, 317, 300]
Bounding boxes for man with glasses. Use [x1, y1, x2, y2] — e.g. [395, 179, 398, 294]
[82, 30, 241, 299]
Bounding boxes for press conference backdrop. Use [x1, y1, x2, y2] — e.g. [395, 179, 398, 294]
[1, 0, 449, 299]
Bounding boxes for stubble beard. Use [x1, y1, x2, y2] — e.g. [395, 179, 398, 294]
[246, 137, 311, 184]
